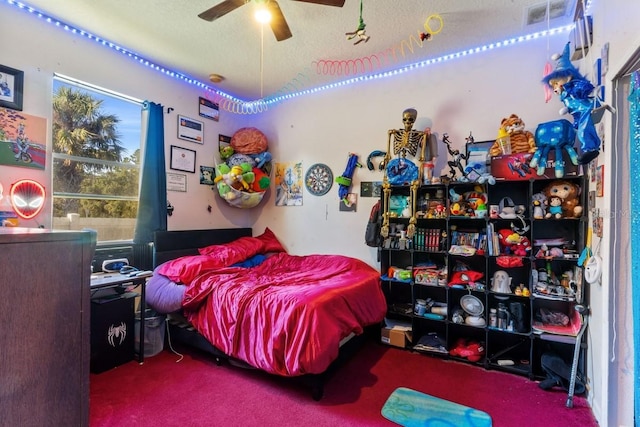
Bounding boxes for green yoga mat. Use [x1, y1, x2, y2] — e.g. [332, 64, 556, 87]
[381, 387, 492, 427]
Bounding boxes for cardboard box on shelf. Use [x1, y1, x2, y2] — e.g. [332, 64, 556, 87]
[381, 322, 413, 348]
[491, 150, 581, 181]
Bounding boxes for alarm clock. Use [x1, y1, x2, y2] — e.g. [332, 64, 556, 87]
[102, 258, 129, 273]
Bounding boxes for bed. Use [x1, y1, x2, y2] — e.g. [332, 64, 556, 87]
[148, 227, 387, 399]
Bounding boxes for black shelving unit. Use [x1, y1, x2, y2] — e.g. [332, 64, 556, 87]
[378, 176, 589, 380]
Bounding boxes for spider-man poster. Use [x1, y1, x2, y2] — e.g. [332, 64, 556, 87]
[0, 107, 47, 170]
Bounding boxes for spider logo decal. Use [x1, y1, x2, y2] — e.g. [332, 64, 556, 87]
[107, 322, 127, 347]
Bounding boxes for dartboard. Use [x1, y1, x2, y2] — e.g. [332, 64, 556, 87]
[305, 163, 333, 196]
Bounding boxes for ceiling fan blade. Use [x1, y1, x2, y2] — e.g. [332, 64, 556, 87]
[198, 0, 247, 22]
[290, 0, 345, 6]
[267, 1, 292, 41]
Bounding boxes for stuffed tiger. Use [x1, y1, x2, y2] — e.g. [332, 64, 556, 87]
[489, 114, 537, 156]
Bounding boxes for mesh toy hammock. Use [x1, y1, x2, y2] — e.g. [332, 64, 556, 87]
[223, 187, 266, 209]
[214, 162, 270, 209]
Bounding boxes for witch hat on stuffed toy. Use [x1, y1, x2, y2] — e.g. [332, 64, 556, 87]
[542, 42, 584, 87]
[542, 42, 601, 165]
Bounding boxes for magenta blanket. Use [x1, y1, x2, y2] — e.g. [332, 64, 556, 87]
[181, 252, 386, 376]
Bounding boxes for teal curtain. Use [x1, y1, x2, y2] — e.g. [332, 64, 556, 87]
[629, 71, 640, 423]
[133, 101, 166, 244]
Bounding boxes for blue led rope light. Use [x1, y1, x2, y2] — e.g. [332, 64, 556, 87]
[5, 0, 575, 114]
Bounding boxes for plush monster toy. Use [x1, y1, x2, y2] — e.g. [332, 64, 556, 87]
[541, 42, 601, 164]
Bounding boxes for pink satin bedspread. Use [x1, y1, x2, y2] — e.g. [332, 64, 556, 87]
[181, 252, 387, 376]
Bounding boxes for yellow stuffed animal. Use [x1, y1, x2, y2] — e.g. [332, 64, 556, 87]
[489, 114, 537, 156]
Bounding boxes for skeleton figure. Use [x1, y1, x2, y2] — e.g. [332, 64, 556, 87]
[389, 108, 425, 159]
[381, 108, 427, 240]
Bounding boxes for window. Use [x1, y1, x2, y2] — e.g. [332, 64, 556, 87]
[51, 75, 143, 241]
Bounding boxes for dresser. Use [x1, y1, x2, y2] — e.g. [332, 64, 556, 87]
[0, 228, 94, 426]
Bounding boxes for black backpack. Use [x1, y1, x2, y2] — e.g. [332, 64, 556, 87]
[365, 200, 382, 247]
[539, 352, 585, 395]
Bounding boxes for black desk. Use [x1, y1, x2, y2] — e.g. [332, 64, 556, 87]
[90, 272, 152, 363]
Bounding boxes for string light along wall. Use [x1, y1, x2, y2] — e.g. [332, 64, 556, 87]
[5, 0, 578, 114]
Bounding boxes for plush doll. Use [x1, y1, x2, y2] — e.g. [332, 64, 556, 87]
[489, 114, 536, 156]
[542, 42, 601, 164]
[253, 151, 273, 169]
[215, 163, 253, 192]
[545, 196, 563, 219]
[219, 145, 234, 161]
[532, 192, 548, 219]
[530, 119, 579, 178]
[543, 180, 582, 218]
[251, 167, 270, 192]
[497, 229, 531, 256]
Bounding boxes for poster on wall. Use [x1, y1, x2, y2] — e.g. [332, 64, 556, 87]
[0, 107, 46, 169]
[274, 161, 303, 206]
[199, 97, 219, 122]
[200, 165, 215, 185]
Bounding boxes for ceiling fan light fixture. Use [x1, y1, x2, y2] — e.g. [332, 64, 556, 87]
[254, 7, 272, 24]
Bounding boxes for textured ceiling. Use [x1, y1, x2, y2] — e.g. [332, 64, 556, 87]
[18, 0, 578, 100]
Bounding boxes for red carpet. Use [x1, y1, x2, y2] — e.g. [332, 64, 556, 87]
[90, 341, 597, 426]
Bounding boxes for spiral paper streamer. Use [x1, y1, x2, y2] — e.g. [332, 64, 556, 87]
[202, 89, 270, 115]
[200, 14, 445, 113]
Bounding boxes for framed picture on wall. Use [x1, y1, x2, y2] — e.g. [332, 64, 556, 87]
[167, 173, 187, 192]
[177, 115, 204, 144]
[199, 97, 219, 121]
[170, 145, 196, 173]
[0, 64, 24, 111]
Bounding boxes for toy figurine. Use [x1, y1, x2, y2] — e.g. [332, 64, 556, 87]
[532, 192, 548, 219]
[442, 133, 468, 180]
[345, 0, 370, 45]
[542, 42, 601, 164]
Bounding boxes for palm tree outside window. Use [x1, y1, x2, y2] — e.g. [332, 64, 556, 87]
[51, 75, 143, 242]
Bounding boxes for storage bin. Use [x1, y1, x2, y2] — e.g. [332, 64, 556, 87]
[135, 309, 166, 357]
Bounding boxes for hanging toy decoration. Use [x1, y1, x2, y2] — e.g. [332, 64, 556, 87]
[345, 0, 370, 45]
[541, 42, 601, 164]
[419, 14, 444, 42]
[336, 153, 362, 205]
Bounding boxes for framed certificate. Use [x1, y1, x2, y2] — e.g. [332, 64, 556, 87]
[167, 173, 187, 192]
[170, 145, 196, 173]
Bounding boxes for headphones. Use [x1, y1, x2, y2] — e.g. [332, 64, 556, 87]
[510, 215, 530, 235]
[367, 150, 387, 171]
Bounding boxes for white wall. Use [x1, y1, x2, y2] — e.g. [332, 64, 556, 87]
[587, 1, 640, 426]
[2, 1, 637, 425]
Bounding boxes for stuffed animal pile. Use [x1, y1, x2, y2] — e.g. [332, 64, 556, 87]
[542, 180, 582, 218]
[214, 127, 272, 208]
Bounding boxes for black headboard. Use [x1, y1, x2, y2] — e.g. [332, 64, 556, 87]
[153, 228, 252, 267]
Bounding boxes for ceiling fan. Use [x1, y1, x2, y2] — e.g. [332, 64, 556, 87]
[198, 0, 346, 41]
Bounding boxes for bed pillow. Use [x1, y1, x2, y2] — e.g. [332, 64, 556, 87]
[146, 267, 185, 313]
[198, 235, 265, 257]
[255, 227, 287, 253]
[157, 254, 236, 284]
